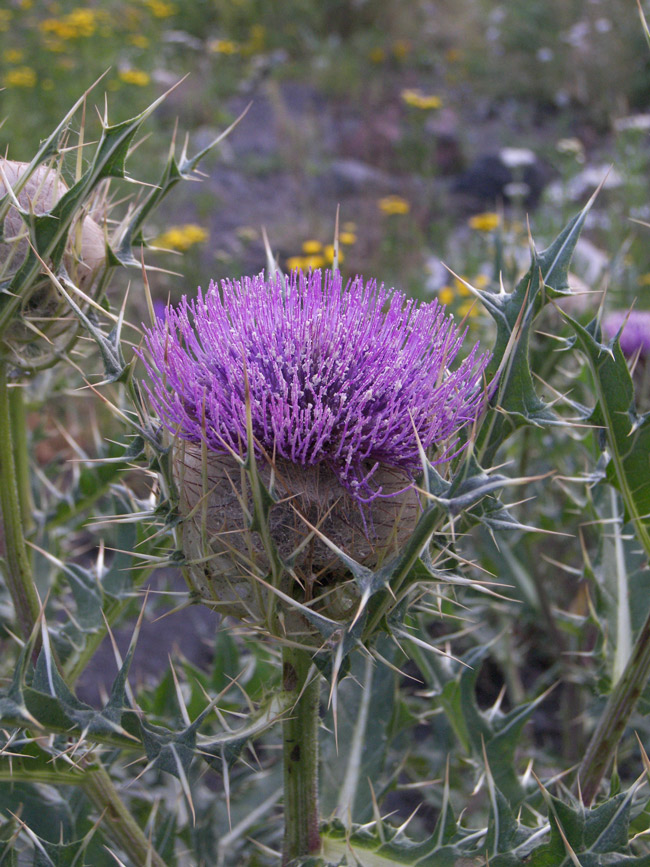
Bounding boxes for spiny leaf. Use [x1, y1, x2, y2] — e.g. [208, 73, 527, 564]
[560, 311, 650, 560]
[113, 109, 247, 267]
[321, 643, 397, 824]
[476, 203, 592, 463]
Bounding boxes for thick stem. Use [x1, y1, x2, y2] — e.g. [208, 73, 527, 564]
[84, 764, 168, 867]
[282, 646, 321, 865]
[0, 363, 41, 640]
[578, 606, 650, 805]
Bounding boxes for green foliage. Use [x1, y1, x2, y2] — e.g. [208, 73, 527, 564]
[561, 310, 650, 559]
[1, 7, 650, 858]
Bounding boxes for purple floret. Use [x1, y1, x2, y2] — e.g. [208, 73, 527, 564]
[140, 269, 490, 500]
[602, 309, 650, 358]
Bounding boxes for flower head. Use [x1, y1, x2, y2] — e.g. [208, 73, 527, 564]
[468, 212, 500, 232]
[602, 310, 650, 358]
[141, 269, 489, 502]
[378, 195, 410, 215]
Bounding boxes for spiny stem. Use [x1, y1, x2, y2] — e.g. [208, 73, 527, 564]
[0, 362, 41, 641]
[578, 606, 650, 805]
[282, 645, 321, 865]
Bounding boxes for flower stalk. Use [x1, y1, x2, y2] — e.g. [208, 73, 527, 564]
[84, 764, 169, 867]
[0, 361, 41, 641]
[578, 605, 650, 805]
[282, 646, 321, 864]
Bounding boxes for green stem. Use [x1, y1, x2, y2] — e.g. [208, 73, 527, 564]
[577, 606, 650, 805]
[8, 382, 35, 534]
[84, 764, 168, 867]
[0, 362, 41, 641]
[282, 646, 321, 865]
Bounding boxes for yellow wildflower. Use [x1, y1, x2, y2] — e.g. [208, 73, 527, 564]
[474, 273, 490, 289]
[208, 39, 239, 55]
[638, 273, 650, 286]
[286, 255, 325, 271]
[154, 224, 208, 251]
[343, 221, 357, 233]
[302, 240, 322, 254]
[439, 286, 454, 306]
[324, 245, 344, 264]
[4, 66, 36, 88]
[401, 89, 443, 110]
[339, 231, 357, 245]
[119, 69, 150, 86]
[454, 277, 471, 297]
[369, 47, 385, 63]
[128, 34, 150, 48]
[66, 8, 96, 36]
[3, 49, 24, 63]
[378, 195, 410, 215]
[40, 18, 72, 39]
[303, 255, 325, 269]
[468, 212, 500, 232]
[40, 9, 97, 40]
[145, 0, 176, 18]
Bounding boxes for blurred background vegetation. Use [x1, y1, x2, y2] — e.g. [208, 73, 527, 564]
[3, 0, 650, 317]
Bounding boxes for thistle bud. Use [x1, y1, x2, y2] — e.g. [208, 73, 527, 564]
[174, 444, 421, 636]
[0, 160, 105, 360]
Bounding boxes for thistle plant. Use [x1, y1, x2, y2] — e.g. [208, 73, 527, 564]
[139, 267, 490, 860]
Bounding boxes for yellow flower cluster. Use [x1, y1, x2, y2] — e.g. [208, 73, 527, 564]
[144, 0, 177, 18]
[468, 212, 500, 232]
[438, 275, 489, 318]
[154, 224, 208, 251]
[401, 89, 443, 110]
[208, 39, 239, 55]
[128, 34, 150, 48]
[119, 69, 151, 86]
[378, 195, 410, 215]
[285, 231, 357, 272]
[40, 8, 98, 40]
[4, 66, 36, 88]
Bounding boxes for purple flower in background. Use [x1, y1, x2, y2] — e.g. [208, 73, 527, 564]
[140, 269, 490, 501]
[602, 310, 650, 358]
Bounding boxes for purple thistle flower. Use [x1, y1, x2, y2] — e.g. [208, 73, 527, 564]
[140, 269, 490, 501]
[602, 309, 650, 358]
